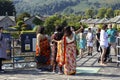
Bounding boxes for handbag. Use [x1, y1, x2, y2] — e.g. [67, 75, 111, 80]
[35, 54, 48, 64]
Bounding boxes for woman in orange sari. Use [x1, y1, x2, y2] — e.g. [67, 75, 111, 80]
[36, 26, 51, 71]
[57, 26, 77, 75]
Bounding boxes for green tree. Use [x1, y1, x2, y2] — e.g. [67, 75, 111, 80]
[97, 8, 107, 19]
[44, 15, 60, 34]
[32, 17, 44, 25]
[106, 8, 114, 18]
[17, 12, 31, 21]
[0, 0, 15, 16]
[21, 24, 32, 31]
[17, 21, 24, 34]
[85, 9, 94, 18]
[114, 10, 120, 16]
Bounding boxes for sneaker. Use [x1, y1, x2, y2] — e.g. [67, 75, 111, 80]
[58, 72, 63, 75]
[52, 70, 56, 73]
[90, 53, 92, 56]
[88, 53, 91, 56]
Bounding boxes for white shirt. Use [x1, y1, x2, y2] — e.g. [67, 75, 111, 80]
[100, 30, 108, 48]
[86, 32, 93, 42]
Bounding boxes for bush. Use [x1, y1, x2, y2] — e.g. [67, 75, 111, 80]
[10, 32, 19, 38]
[21, 30, 36, 34]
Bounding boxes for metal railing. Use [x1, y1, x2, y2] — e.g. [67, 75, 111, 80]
[117, 37, 120, 66]
[3, 38, 36, 70]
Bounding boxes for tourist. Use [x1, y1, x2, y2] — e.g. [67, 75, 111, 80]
[77, 28, 86, 58]
[35, 26, 51, 71]
[86, 28, 94, 56]
[51, 26, 63, 74]
[96, 28, 101, 52]
[100, 24, 108, 66]
[107, 24, 118, 56]
[62, 26, 77, 75]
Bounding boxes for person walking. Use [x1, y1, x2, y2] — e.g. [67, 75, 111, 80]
[35, 26, 51, 71]
[86, 28, 94, 56]
[0, 27, 7, 73]
[100, 24, 108, 66]
[96, 28, 101, 52]
[77, 28, 86, 58]
[107, 24, 118, 56]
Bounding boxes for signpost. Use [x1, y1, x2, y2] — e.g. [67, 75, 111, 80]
[21, 34, 36, 52]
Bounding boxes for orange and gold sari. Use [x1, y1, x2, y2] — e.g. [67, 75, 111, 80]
[36, 37, 50, 65]
[56, 36, 77, 75]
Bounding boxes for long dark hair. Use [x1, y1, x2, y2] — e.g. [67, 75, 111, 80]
[54, 26, 64, 40]
[64, 26, 72, 37]
[36, 26, 45, 35]
[102, 24, 108, 30]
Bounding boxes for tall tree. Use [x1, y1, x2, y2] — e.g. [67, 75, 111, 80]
[17, 12, 31, 21]
[114, 10, 120, 16]
[97, 8, 107, 19]
[0, 0, 15, 16]
[44, 15, 60, 34]
[106, 8, 114, 18]
[85, 9, 94, 18]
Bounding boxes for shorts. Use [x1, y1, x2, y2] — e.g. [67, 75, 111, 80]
[110, 42, 116, 48]
[100, 45, 107, 48]
[87, 42, 93, 47]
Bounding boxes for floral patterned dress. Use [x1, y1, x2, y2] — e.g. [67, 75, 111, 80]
[36, 36, 51, 69]
[56, 34, 77, 75]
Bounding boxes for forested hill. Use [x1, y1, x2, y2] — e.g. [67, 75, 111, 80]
[13, 0, 120, 15]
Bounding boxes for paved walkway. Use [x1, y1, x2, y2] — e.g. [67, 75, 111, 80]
[0, 49, 120, 80]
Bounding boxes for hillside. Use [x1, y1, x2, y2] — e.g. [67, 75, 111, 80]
[12, 0, 120, 16]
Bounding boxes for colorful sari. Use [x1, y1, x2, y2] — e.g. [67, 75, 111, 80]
[56, 41, 64, 67]
[57, 36, 76, 75]
[50, 33, 57, 66]
[36, 37, 51, 66]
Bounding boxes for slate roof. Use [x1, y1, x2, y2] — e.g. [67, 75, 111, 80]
[109, 16, 120, 23]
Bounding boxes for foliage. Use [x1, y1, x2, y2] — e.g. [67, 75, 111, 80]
[9, 31, 19, 38]
[21, 24, 28, 31]
[44, 15, 60, 34]
[13, 0, 120, 16]
[21, 30, 35, 34]
[114, 10, 120, 16]
[17, 21, 24, 27]
[0, 0, 15, 16]
[81, 23, 89, 28]
[98, 24, 103, 29]
[106, 8, 114, 18]
[117, 26, 120, 32]
[17, 20, 24, 31]
[17, 12, 31, 21]
[85, 9, 94, 18]
[32, 25, 39, 32]
[97, 8, 107, 19]
[32, 17, 44, 25]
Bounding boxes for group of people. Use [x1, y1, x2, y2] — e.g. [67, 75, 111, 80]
[35, 24, 118, 75]
[36, 26, 78, 75]
[0, 23, 118, 74]
[96, 24, 118, 66]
